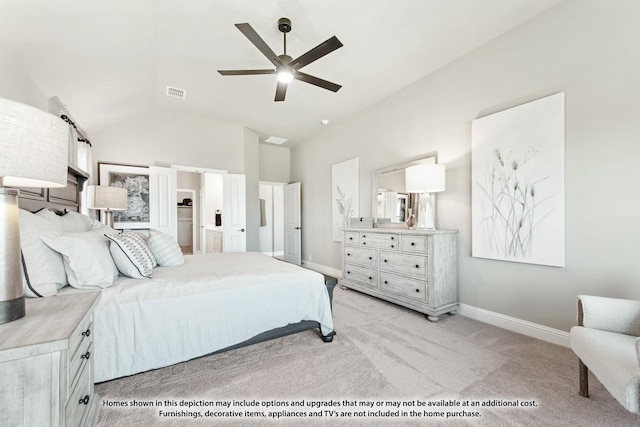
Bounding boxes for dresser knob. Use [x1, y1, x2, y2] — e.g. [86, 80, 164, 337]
[411, 242, 415, 246]
[384, 280, 388, 284]
[391, 237, 395, 240]
[81, 351, 91, 360]
[347, 253, 351, 256]
[79, 395, 90, 405]
[349, 237, 353, 240]
[391, 245, 394, 248]
[415, 289, 420, 293]
[363, 242, 367, 245]
[368, 256, 372, 260]
[383, 259, 387, 263]
[362, 235, 366, 238]
[415, 264, 420, 269]
[347, 271, 351, 274]
[368, 276, 373, 280]
[82, 329, 91, 337]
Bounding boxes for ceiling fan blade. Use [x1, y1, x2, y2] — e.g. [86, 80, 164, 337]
[218, 69, 275, 76]
[295, 71, 342, 92]
[274, 81, 288, 102]
[289, 36, 343, 70]
[235, 23, 282, 67]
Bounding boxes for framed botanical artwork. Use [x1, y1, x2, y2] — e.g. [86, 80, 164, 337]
[98, 163, 150, 229]
[471, 92, 565, 267]
[331, 157, 359, 242]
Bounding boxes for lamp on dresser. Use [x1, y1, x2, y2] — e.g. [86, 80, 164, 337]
[86, 185, 127, 228]
[0, 97, 68, 324]
[405, 163, 445, 229]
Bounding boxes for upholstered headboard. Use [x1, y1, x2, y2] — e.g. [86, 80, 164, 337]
[17, 165, 88, 213]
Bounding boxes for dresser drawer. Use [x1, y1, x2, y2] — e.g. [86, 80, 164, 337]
[344, 231, 359, 246]
[360, 232, 399, 250]
[379, 251, 428, 278]
[401, 235, 428, 253]
[344, 247, 377, 268]
[380, 272, 427, 302]
[343, 263, 377, 289]
[66, 346, 94, 427]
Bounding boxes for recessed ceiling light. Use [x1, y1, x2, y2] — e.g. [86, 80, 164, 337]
[321, 119, 329, 125]
[265, 136, 288, 145]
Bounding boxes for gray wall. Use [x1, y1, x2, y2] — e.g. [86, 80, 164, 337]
[290, 0, 640, 332]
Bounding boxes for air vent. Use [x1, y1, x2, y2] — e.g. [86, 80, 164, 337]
[166, 86, 186, 99]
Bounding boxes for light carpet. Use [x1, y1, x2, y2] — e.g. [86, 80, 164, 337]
[96, 286, 639, 426]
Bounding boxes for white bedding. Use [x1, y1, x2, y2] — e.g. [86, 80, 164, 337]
[64, 252, 334, 382]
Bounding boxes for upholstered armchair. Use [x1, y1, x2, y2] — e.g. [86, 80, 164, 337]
[570, 295, 640, 413]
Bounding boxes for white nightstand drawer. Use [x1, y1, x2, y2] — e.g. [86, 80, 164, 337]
[66, 355, 93, 427]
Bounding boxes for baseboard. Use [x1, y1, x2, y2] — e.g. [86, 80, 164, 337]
[301, 260, 342, 279]
[458, 303, 570, 348]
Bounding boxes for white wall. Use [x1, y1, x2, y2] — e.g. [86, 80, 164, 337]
[290, 0, 640, 332]
[259, 144, 290, 183]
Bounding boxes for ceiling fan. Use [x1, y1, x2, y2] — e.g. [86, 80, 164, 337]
[218, 17, 343, 102]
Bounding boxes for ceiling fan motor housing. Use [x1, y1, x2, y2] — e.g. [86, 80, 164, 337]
[278, 17, 292, 33]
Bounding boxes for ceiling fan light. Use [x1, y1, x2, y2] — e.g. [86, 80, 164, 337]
[277, 68, 294, 83]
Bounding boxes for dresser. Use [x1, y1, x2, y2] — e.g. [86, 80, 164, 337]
[0, 292, 101, 427]
[341, 227, 458, 321]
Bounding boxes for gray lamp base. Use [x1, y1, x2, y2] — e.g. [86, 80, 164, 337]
[0, 296, 25, 324]
[0, 187, 26, 324]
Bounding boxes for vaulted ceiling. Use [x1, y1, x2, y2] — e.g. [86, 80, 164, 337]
[1, 0, 563, 146]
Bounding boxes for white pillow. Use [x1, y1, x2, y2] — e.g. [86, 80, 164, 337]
[34, 208, 64, 232]
[106, 231, 156, 279]
[40, 231, 119, 289]
[148, 229, 184, 267]
[60, 211, 93, 232]
[18, 209, 67, 297]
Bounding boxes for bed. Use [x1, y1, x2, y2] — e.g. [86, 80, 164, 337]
[16, 168, 336, 383]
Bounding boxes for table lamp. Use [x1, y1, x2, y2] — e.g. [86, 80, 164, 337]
[405, 164, 446, 229]
[86, 185, 127, 228]
[0, 97, 68, 324]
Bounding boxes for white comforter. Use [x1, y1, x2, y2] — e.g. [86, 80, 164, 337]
[89, 252, 333, 382]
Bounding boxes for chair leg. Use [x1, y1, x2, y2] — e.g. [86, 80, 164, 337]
[579, 358, 589, 397]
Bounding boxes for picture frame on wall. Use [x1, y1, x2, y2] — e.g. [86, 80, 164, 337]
[98, 163, 150, 229]
[331, 157, 359, 242]
[471, 92, 565, 267]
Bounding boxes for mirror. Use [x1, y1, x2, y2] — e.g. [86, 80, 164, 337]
[372, 153, 437, 227]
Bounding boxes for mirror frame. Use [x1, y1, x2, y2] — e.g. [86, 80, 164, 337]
[371, 152, 438, 228]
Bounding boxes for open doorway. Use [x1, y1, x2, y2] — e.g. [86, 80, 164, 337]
[259, 182, 285, 258]
[177, 189, 196, 255]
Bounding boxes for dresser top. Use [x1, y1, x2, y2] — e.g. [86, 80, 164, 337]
[0, 291, 100, 357]
[342, 227, 458, 235]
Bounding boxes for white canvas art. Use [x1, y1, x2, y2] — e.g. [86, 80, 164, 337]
[471, 92, 565, 267]
[331, 158, 359, 242]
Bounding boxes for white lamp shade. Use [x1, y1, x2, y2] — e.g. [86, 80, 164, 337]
[0, 97, 69, 188]
[87, 185, 128, 211]
[405, 164, 446, 193]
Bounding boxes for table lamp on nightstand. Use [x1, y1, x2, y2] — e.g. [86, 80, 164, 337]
[86, 185, 128, 228]
[0, 97, 69, 324]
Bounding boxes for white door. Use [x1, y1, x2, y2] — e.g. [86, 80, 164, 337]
[223, 173, 246, 252]
[149, 166, 177, 239]
[199, 186, 206, 254]
[284, 182, 301, 265]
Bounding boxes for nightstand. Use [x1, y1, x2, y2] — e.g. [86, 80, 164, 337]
[0, 291, 101, 427]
